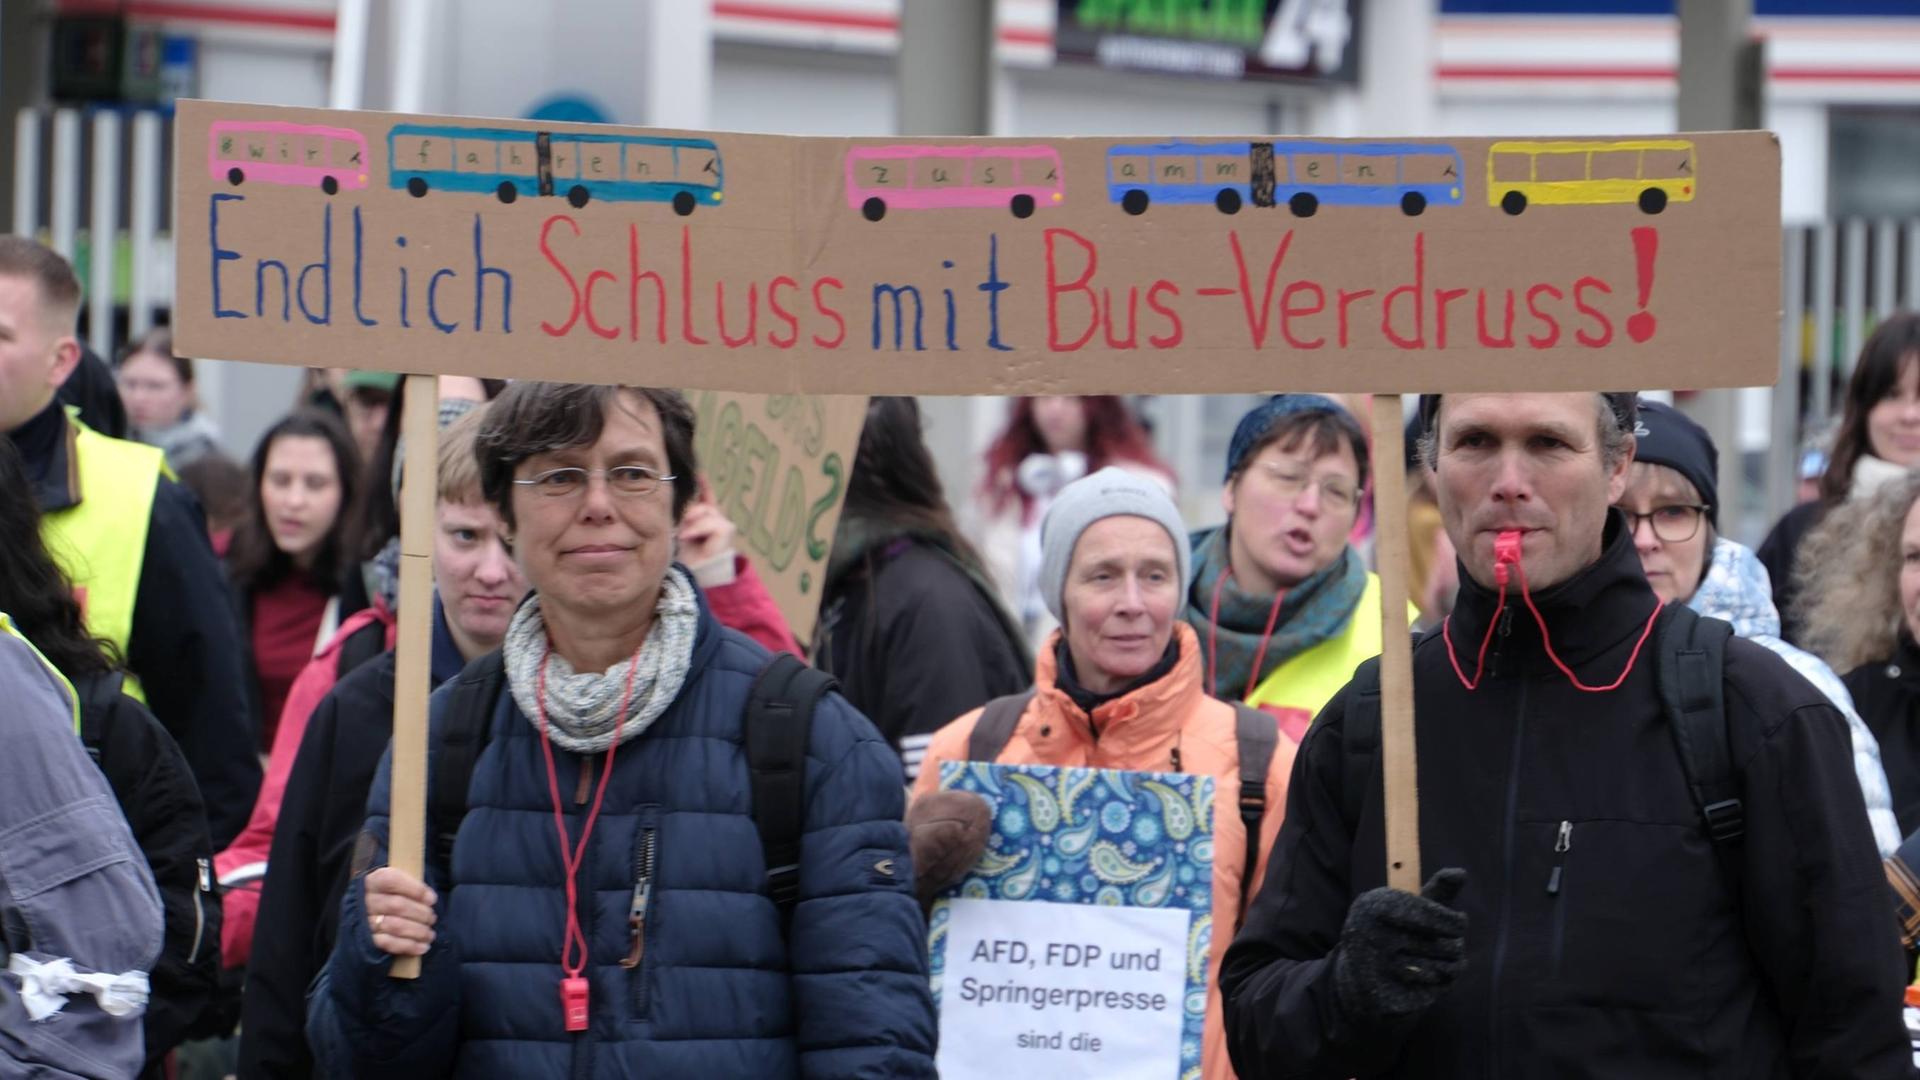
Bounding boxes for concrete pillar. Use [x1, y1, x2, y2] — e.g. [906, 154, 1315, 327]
[1676, 0, 1760, 536]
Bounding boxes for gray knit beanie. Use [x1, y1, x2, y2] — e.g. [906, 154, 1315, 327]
[1039, 466, 1191, 624]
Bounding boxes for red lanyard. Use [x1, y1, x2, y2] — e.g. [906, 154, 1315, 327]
[1205, 566, 1287, 702]
[1442, 530, 1662, 693]
[532, 646, 639, 1031]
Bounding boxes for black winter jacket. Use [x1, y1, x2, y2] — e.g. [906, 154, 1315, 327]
[1221, 512, 1913, 1080]
[814, 534, 1030, 779]
[236, 637, 404, 1080]
[74, 672, 221, 1074]
[12, 402, 261, 847]
[1845, 635, 1920, 839]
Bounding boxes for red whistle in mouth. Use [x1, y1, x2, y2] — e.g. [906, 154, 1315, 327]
[1493, 530, 1524, 587]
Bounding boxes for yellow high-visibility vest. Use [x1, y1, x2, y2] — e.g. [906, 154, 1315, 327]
[1245, 574, 1410, 724]
[0, 611, 80, 733]
[39, 417, 165, 703]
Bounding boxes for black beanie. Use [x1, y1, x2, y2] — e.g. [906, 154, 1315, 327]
[1628, 399, 1719, 526]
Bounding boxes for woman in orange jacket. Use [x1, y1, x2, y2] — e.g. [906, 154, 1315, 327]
[913, 465, 1296, 1080]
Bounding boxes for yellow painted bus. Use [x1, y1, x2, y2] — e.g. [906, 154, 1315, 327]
[1487, 139, 1696, 216]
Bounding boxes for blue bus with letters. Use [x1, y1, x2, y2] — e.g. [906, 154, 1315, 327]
[1105, 140, 1463, 218]
[387, 123, 724, 214]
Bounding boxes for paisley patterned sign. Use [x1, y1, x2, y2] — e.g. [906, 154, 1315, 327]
[930, 762, 1214, 1079]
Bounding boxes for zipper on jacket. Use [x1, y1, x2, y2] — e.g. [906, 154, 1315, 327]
[1547, 821, 1572, 977]
[1487, 675, 1528, 1078]
[623, 827, 657, 974]
[1489, 606, 1516, 678]
[1545, 821, 1572, 895]
[627, 814, 661, 1020]
[187, 857, 212, 965]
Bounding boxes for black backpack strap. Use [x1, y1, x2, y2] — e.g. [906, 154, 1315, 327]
[75, 671, 126, 759]
[1343, 657, 1385, 831]
[1655, 605, 1742, 854]
[335, 619, 388, 680]
[1231, 703, 1278, 933]
[967, 691, 1036, 762]
[430, 650, 505, 877]
[746, 653, 838, 925]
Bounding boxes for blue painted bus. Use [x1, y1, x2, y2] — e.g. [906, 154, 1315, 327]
[386, 123, 724, 214]
[1105, 140, 1464, 218]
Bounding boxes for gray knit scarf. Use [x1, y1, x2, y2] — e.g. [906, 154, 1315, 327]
[504, 567, 699, 753]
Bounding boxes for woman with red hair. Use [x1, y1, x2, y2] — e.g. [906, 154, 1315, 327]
[975, 395, 1173, 642]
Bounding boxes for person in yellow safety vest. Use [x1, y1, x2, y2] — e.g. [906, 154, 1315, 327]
[1184, 394, 1414, 742]
[0, 235, 260, 849]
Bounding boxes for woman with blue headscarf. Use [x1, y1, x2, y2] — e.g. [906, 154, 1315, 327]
[1186, 395, 1408, 741]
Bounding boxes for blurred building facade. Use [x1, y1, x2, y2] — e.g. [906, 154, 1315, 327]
[7, 0, 1919, 529]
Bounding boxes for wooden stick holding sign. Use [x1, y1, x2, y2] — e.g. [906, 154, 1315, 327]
[388, 374, 439, 980]
[1369, 396, 1420, 893]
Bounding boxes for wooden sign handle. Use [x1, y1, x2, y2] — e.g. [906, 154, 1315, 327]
[1369, 395, 1421, 893]
[388, 374, 439, 980]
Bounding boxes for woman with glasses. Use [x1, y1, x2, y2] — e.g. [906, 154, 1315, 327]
[1619, 400, 1900, 855]
[306, 381, 935, 1079]
[1184, 395, 1411, 743]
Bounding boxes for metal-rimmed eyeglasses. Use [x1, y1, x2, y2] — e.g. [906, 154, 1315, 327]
[1620, 504, 1708, 544]
[1256, 461, 1359, 513]
[511, 465, 676, 498]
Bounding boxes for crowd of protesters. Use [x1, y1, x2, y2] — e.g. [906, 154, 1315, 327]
[5, 228, 1920, 1078]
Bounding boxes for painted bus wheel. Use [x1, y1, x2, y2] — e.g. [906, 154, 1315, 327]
[1638, 188, 1668, 214]
[227, 167, 244, 186]
[496, 181, 517, 204]
[862, 197, 887, 223]
[321, 176, 339, 196]
[567, 185, 591, 209]
[1121, 189, 1149, 216]
[406, 177, 429, 198]
[1400, 191, 1426, 216]
[1288, 192, 1318, 218]
[673, 191, 697, 216]
[1215, 189, 1242, 215]
[1010, 194, 1036, 219]
[1500, 190, 1527, 216]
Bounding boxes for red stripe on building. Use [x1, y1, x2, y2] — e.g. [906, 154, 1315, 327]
[1440, 63, 1920, 83]
[118, 2, 336, 32]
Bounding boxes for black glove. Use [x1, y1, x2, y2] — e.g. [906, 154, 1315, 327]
[1331, 868, 1469, 1031]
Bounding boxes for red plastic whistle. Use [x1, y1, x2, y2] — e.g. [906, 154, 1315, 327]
[1493, 529, 1524, 587]
[561, 976, 590, 1032]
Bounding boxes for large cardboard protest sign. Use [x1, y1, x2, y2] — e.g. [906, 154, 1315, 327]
[174, 101, 1778, 394]
[689, 390, 866, 649]
[930, 762, 1214, 1078]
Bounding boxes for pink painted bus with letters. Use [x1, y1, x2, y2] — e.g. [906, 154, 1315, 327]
[210, 120, 370, 196]
[844, 144, 1063, 222]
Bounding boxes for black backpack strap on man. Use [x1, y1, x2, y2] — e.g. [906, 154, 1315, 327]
[1652, 604, 1742, 878]
[426, 649, 835, 927]
[964, 690, 1277, 931]
[334, 618, 389, 682]
[744, 653, 839, 925]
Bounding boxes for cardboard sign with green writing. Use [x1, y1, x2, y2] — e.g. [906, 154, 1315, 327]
[691, 391, 867, 650]
[174, 101, 1779, 394]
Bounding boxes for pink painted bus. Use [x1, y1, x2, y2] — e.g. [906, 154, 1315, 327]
[844, 144, 1064, 222]
[210, 120, 370, 196]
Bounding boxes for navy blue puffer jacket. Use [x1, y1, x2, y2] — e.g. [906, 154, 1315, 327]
[306, 591, 937, 1078]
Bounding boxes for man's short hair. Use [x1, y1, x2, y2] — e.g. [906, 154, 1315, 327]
[437, 408, 488, 506]
[0, 235, 81, 330]
[1416, 392, 1637, 471]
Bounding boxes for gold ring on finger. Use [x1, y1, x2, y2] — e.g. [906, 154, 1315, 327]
[374, 914, 386, 932]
